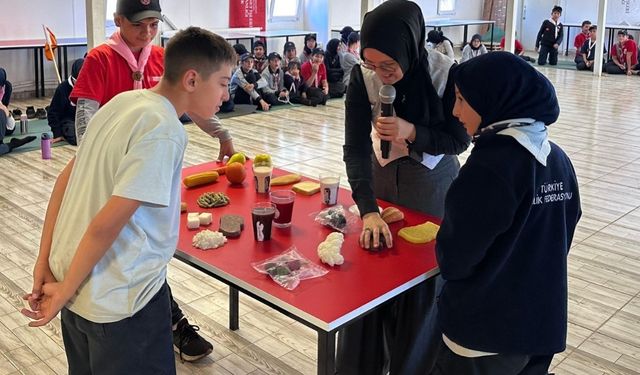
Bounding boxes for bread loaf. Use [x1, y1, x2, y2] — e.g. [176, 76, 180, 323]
[381, 207, 404, 224]
[271, 173, 302, 186]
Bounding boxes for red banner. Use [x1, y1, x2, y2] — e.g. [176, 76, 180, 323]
[229, 0, 266, 31]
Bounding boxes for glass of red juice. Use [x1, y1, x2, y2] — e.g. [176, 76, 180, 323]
[270, 190, 295, 228]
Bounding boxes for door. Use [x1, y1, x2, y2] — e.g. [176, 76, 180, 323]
[519, 0, 562, 52]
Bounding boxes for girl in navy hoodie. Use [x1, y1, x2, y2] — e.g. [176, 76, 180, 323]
[432, 51, 582, 374]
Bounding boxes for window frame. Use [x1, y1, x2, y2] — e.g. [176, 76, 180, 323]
[268, 0, 302, 23]
[437, 0, 456, 16]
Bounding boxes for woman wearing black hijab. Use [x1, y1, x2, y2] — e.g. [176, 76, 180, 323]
[339, 1, 469, 374]
[324, 38, 345, 98]
[432, 51, 581, 374]
[427, 29, 455, 60]
[460, 33, 487, 63]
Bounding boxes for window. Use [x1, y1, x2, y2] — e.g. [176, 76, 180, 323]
[438, 0, 456, 15]
[269, 0, 301, 22]
[105, 0, 118, 37]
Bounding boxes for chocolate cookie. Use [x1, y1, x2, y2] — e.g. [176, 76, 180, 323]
[219, 214, 244, 238]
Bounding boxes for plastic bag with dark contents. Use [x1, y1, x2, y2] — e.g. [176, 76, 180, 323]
[312, 204, 357, 233]
[251, 247, 328, 290]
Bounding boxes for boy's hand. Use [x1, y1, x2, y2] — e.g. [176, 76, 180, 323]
[217, 139, 235, 161]
[553, 43, 559, 49]
[52, 137, 65, 144]
[311, 63, 319, 73]
[29, 259, 57, 307]
[21, 282, 69, 327]
[259, 99, 270, 111]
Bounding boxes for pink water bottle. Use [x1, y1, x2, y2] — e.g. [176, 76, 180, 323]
[41, 133, 52, 159]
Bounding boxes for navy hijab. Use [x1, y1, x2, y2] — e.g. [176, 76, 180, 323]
[452, 52, 559, 129]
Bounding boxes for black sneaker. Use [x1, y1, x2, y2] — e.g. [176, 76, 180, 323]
[36, 108, 47, 119]
[11, 108, 22, 121]
[26, 106, 36, 119]
[173, 318, 213, 362]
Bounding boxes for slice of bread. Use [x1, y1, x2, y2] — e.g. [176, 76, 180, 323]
[398, 221, 440, 244]
[292, 181, 321, 196]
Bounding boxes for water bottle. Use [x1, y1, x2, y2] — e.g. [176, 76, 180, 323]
[20, 114, 28, 134]
[41, 133, 51, 160]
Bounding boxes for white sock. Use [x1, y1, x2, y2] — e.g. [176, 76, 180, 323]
[173, 317, 185, 331]
[6, 115, 15, 131]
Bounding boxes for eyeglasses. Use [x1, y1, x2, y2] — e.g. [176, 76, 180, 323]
[361, 61, 399, 73]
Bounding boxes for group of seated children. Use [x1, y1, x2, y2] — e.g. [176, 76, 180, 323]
[228, 28, 361, 110]
[571, 21, 637, 74]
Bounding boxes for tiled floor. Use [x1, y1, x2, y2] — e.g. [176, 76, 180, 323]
[1, 63, 640, 374]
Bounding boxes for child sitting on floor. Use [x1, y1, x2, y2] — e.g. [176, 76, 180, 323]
[284, 61, 322, 106]
[261, 52, 288, 105]
[230, 53, 273, 111]
[460, 34, 488, 63]
[48, 58, 84, 145]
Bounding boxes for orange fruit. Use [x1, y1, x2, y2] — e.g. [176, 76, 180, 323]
[226, 162, 246, 184]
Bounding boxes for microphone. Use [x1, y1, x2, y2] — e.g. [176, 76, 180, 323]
[378, 85, 396, 159]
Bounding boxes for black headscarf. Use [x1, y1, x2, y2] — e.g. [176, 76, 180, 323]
[452, 52, 559, 128]
[427, 30, 443, 44]
[326, 39, 340, 58]
[360, 0, 425, 74]
[0, 68, 6, 86]
[470, 34, 482, 50]
[325, 39, 342, 76]
[360, 0, 447, 135]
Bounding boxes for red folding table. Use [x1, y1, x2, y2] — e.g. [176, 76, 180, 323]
[176, 161, 440, 375]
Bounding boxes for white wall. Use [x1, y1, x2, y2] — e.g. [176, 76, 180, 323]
[160, 0, 229, 31]
[327, 0, 486, 46]
[0, 0, 87, 93]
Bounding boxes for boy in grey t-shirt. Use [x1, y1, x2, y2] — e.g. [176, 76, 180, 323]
[21, 27, 235, 374]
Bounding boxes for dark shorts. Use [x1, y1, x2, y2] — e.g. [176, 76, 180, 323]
[61, 282, 175, 375]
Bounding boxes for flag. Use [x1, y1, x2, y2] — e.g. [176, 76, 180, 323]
[43, 26, 57, 61]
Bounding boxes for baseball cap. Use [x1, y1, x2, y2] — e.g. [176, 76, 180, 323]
[284, 41, 296, 52]
[240, 53, 254, 62]
[267, 52, 282, 61]
[116, 0, 162, 22]
[311, 47, 325, 56]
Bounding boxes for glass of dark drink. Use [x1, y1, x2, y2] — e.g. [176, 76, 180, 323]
[270, 190, 295, 228]
[252, 202, 277, 241]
